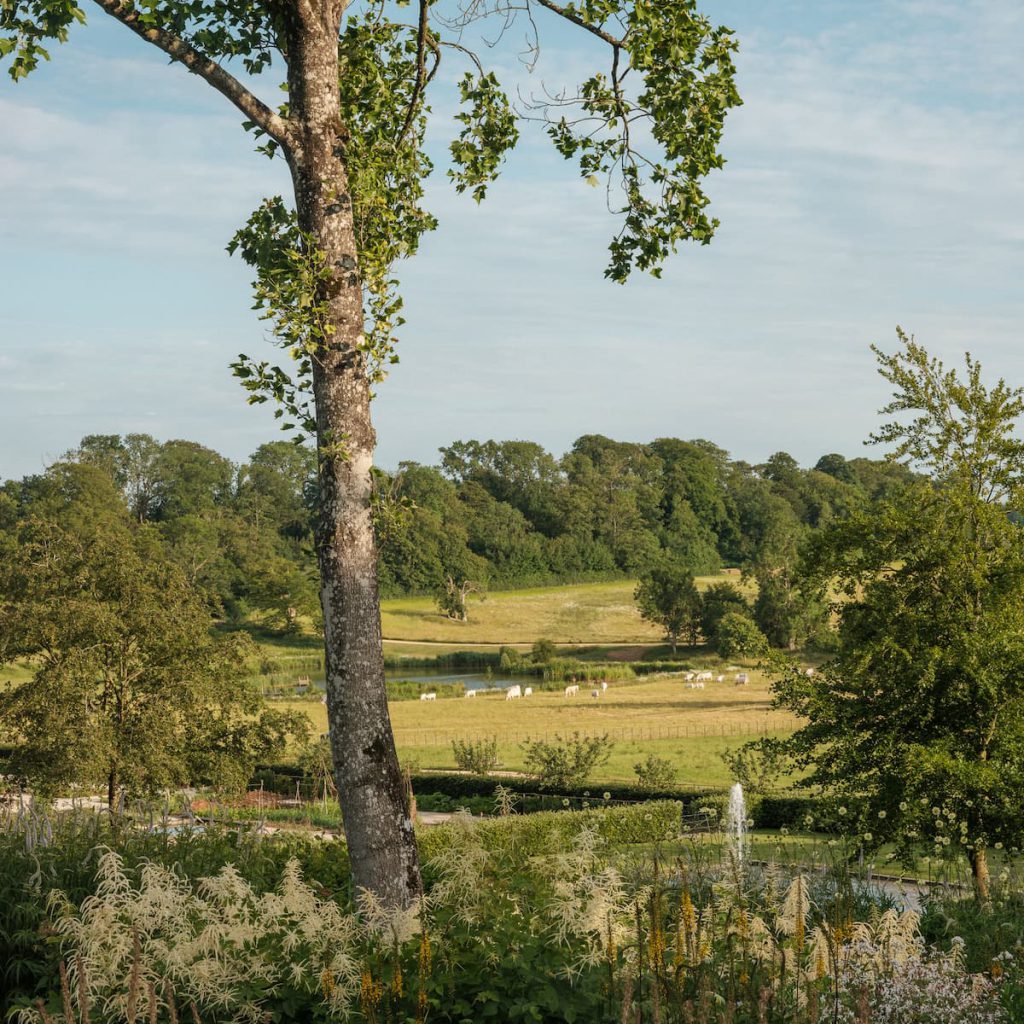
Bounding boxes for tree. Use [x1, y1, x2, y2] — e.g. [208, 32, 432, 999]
[520, 731, 614, 789]
[3, 0, 740, 905]
[436, 574, 483, 622]
[713, 610, 767, 659]
[768, 332, 1024, 899]
[0, 474, 307, 805]
[635, 561, 702, 653]
[699, 580, 749, 645]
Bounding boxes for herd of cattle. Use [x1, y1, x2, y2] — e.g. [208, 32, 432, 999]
[413, 669, 814, 703]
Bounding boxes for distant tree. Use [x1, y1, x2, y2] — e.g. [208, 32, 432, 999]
[521, 732, 614, 789]
[713, 610, 768, 659]
[635, 562, 702, 653]
[769, 333, 1024, 900]
[436, 575, 483, 622]
[814, 452, 857, 485]
[451, 737, 500, 776]
[531, 639, 557, 664]
[0, 478, 307, 805]
[634, 753, 677, 791]
[700, 581, 749, 645]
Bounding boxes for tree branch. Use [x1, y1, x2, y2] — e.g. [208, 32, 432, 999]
[88, 0, 296, 150]
[530, 0, 623, 47]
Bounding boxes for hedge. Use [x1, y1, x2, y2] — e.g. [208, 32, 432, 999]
[417, 800, 683, 862]
[248, 766, 823, 830]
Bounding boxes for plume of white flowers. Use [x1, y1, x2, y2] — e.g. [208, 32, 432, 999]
[30, 850, 363, 1024]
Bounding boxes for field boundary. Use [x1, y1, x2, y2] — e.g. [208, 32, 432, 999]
[397, 717, 797, 748]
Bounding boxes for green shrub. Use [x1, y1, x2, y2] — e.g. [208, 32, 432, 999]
[634, 753, 677, 791]
[520, 731, 614, 788]
[450, 736, 500, 775]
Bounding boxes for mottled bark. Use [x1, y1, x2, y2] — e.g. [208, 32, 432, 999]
[284, 3, 422, 908]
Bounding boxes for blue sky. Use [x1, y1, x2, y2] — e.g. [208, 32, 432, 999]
[2, 0, 1023, 479]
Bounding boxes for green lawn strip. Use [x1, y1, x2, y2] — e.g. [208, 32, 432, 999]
[400, 734, 791, 789]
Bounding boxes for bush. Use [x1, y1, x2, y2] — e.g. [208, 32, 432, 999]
[531, 638, 556, 663]
[451, 736, 500, 775]
[520, 731, 614, 789]
[634, 753, 677, 791]
[714, 611, 769, 659]
[417, 799, 682, 861]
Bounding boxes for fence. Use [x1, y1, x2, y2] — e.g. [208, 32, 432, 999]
[395, 717, 798, 749]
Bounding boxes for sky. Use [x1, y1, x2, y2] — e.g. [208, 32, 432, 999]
[1, 0, 1023, 479]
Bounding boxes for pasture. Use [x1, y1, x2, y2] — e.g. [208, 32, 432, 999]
[378, 576, 754, 645]
[284, 668, 798, 787]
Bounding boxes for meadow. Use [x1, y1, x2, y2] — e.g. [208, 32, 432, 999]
[378, 576, 753, 646]
[283, 671, 799, 786]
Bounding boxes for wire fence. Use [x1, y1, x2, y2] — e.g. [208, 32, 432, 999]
[395, 717, 798, 748]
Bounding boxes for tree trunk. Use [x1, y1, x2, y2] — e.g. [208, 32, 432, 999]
[969, 846, 991, 903]
[107, 766, 117, 811]
[286, 9, 421, 907]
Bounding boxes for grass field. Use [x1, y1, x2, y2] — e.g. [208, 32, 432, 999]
[378, 576, 754, 645]
[283, 669, 799, 787]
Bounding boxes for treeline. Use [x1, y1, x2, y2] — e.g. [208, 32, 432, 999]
[380, 436, 913, 596]
[0, 433, 913, 632]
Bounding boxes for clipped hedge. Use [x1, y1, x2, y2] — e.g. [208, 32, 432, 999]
[417, 800, 683, 861]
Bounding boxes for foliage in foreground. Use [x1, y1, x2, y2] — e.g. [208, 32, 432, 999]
[8, 806, 1024, 1024]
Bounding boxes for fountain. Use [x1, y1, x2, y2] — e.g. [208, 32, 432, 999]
[725, 782, 748, 864]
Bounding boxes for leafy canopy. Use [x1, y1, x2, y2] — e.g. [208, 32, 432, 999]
[0, 465, 308, 800]
[1, 0, 740, 439]
[767, 331, 1024, 861]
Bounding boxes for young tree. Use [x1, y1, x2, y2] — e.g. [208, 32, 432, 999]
[635, 561, 702, 652]
[2, 0, 740, 905]
[769, 332, 1024, 899]
[0, 479, 307, 805]
[521, 731, 614, 789]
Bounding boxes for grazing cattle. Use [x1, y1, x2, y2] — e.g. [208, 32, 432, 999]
[735, 673, 749, 686]
[506, 685, 522, 701]
[420, 692, 437, 701]
[564, 684, 580, 697]
[601, 681, 608, 692]
[696, 671, 713, 682]
[685, 681, 705, 690]
[716, 674, 725, 683]
[684, 672, 696, 682]
[591, 689, 600, 699]
[524, 687, 533, 697]
[464, 689, 477, 698]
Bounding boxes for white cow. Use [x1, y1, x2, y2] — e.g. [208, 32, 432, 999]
[685, 681, 705, 690]
[684, 672, 696, 681]
[601, 681, 608, 692]
[564, 684, 579, 697]
[696, 671, 713, 682]
[590, 689, 601, 699]
[464, 689, 477, 698]
[715, 674, 725, 683]
[506, 684, 522, 701]
[735, 673, 749, 686]
[523, 687, 533, 697]
[420, 692, 437, 701]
